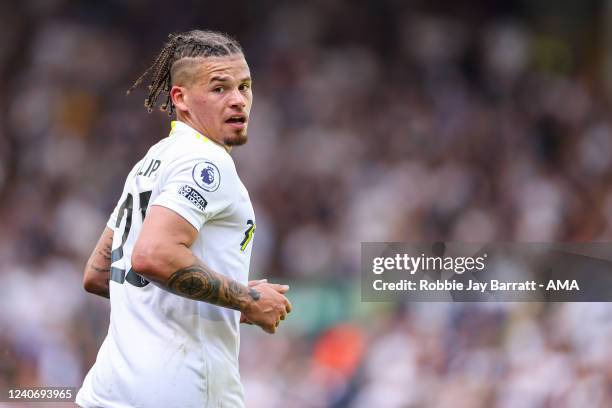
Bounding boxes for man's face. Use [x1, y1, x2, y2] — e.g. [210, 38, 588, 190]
[175, 54, 252, 146]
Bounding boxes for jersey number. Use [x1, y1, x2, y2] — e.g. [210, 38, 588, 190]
[110, 191, 152, 287]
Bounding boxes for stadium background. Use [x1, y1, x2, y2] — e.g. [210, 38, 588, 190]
[1, 0, 611, 406]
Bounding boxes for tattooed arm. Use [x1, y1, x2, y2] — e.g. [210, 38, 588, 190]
[83, 226, 113, 298]
[131, 205, 291, 333]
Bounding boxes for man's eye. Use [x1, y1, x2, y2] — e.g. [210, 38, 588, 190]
[213, 87, 225, 93]
[239, 83, 250, 91]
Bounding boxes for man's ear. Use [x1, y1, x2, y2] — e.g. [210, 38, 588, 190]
[170, 85, 189, 113]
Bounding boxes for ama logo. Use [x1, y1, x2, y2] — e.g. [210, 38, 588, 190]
[192, 161, 221, 192]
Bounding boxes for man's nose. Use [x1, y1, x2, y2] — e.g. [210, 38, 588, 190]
[228, 89, 246, 109]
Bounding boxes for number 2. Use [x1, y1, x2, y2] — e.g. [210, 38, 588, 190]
[110, 191, 152, 287]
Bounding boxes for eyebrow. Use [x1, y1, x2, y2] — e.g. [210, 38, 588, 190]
[210, 75, 252, 84]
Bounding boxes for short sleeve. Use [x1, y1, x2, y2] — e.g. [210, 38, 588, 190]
[107, 159, 143, 231]
[107, 199, 120, 230]
[152, 155, 233, 231]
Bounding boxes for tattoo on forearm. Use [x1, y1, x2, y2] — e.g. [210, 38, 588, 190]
[98, 238, 112, 261]
[83, 232, 112, 299]
[91, 264, 110, 273]
[168, 266, 221, 304]
[167, 262, 260, 310]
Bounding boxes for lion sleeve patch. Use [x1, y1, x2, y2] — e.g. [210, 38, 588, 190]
[192, 161, 221, 192]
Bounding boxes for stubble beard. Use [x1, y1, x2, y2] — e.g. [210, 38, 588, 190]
[223, 131, 248, 146]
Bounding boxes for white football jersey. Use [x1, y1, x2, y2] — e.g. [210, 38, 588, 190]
[76, 121, 256, 408]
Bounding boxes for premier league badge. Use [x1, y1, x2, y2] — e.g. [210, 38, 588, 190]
[192, 161, 221, 192]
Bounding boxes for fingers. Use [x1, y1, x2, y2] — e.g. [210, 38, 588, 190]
[253, 281, 290, 293]
[269, 284, 290, 294]
[285, 298, 292, 314]
[248, 279, 267, 287]
[262, 314, 283, 334]
[259, 314, 289, 334]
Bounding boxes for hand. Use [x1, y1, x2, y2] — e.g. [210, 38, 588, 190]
[240, 279, 266, 325]
[241, 280, 292, 334]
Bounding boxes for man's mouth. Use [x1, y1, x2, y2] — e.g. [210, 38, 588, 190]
[225, 115, 247, 125]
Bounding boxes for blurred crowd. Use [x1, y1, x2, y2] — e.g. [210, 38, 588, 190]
[1, 0, 611, 406]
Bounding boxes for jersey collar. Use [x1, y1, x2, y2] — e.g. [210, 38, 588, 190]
[170, 121, 231, 154]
